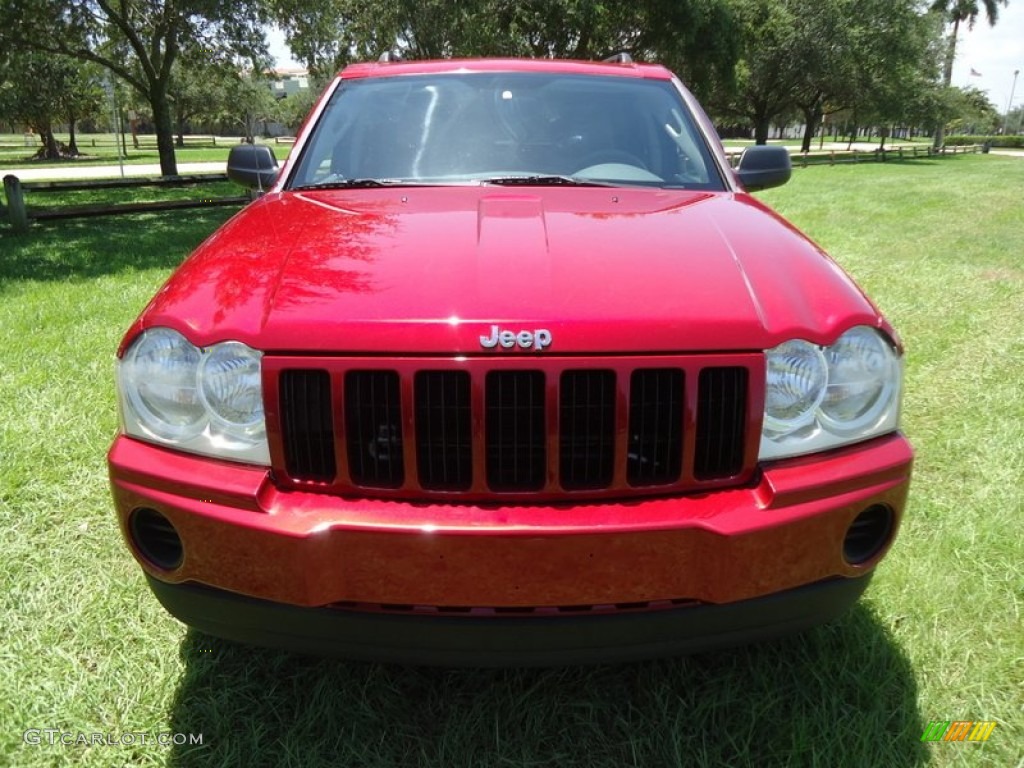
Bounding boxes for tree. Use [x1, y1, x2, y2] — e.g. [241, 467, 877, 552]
[275, 81, 325, 134]
[840, 0, 943, 149]
[946, 86, 1002, 133]
[0, 52, 102, 159]
[221, 70, 281, 141]
[167, 54, 237, 146]
[929, 0, 1009, 146]
[724, 0, 803, 144]
[724, 0, 943, 148]
[1006, 104, 1024, 135]
[270, 0, 739, 96]
[0, 1, 270, 176]
[59, 61, 105, 155]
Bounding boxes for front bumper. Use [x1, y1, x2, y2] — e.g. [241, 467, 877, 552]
[148, 572, 873, 666]
[109, 432, 911, 658]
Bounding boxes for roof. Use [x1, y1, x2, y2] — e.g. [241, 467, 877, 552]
[339, 58, 674, 81]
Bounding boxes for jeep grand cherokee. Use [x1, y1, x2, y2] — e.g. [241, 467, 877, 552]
[108, 57, 913, 665]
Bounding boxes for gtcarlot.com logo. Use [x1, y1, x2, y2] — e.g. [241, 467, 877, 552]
[24, 730, 203, 747]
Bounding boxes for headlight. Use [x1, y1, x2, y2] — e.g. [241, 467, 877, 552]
[759, 326, 902, 460]
[763, 339, 828, 433]
[118, 328, 269, 464]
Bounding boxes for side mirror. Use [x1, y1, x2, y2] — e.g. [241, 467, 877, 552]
[227, 144, 279, 190]
[735, 145, 791, 191]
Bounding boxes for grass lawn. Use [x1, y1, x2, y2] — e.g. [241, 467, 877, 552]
[17, 181, 244, 214]
[0, 132, 291, 168]
[1, 155, 1021, 767]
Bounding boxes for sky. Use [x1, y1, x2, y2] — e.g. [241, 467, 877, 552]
[268, 5, 1024, 118]
[949, 0, 1024, 119]
[267, 26, 300, 68]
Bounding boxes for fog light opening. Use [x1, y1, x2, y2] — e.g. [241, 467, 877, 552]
[129, 508, 184, 571]
[843, 504, 894, 565]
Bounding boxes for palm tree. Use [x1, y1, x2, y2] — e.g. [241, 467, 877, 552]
[930, 0, 1008, 146]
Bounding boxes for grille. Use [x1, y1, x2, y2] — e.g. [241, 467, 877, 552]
[559, 370, 616, 490]
[273, 356, 755, 498]
[279, 369, 336, 481]
[415, 371, 472, 490]
[627, 368, 684, 486]
[344, 370, 404, 487]
[486, 371, 546, 490]
[694, 367, 748, 479]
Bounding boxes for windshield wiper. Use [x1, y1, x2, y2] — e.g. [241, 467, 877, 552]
[292, 178, 417, 190]
[482, 175, 614, 188]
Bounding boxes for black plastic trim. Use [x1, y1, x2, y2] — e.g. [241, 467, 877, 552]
[146, 573, 873, 667]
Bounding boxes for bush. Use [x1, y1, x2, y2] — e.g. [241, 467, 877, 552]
[944, 134, 1024, 148]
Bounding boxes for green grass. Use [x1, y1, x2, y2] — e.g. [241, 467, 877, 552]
[1, 155, 1022, 767]
[0, 132, 292, 168]
[21, 181, 243, 213]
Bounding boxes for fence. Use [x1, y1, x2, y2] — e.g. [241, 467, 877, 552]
[2, 174, 247, 232]
[0, 134, 296, 151]
[2, 142, 990, 232]
[725, 143, 984, 167]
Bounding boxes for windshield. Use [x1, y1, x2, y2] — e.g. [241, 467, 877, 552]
[289, 72, 725, 190]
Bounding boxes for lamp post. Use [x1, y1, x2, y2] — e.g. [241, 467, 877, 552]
[102, 75, 126, 178]
[1004, 69, 1020, 135]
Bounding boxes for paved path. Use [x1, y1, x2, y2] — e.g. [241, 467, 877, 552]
[0, 161, 225, 182]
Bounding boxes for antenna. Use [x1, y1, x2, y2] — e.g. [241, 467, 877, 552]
[602, 52, 633, 64]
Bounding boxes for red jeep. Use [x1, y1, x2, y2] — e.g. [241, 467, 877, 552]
[108, 57, 912, 665]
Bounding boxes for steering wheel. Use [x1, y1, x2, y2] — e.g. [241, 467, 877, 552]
[574, 149, 648, 172]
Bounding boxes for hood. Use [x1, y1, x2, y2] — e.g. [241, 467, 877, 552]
[130, 186, 884, 355]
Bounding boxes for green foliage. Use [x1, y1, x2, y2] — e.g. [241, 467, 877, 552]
[724, 0, 941, 146]
[929, 0, 1009, 29]
[275, 83, 326, 134]
[0, 157, 1022, 767]
[270, 0, 739, 98]
[927, 0, 1008, 147]
[942, 86, 1002, 134]
[220, 71, 282, 139]
[945, 134, 1024, 147]
[0, 0, 272, 175]
[0, 52, 104, 158]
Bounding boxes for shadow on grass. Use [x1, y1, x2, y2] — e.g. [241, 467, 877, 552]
[166, 604, 927, 768]
[0, 209, 237, 287]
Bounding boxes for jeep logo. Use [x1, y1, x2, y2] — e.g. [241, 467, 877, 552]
[480, 325, 552, 351]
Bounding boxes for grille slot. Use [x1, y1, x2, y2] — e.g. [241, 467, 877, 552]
[272, 356, 755, 498]
[415, 371, 472, 490]
[279, 369, 336, 481]
[627, 368, 684, 486]
[486, 371, 546, 491]
[344, 370, 404, 488]
[695, 367, 748, 479]
[559, 370, 616, 490]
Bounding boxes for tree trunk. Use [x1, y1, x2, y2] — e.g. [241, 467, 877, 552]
[150, 83, 178, 176]
[68, 117, 79, 155]
[754, 118, 770, 145]
[175, 106, 185, 147]
[934, 17, 960, 149]
[40, 128, 60, 159]
[800, 106, 822, 153]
